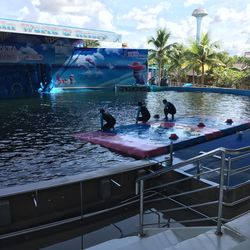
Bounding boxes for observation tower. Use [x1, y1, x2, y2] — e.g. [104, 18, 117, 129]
[192, 8, 208, 43]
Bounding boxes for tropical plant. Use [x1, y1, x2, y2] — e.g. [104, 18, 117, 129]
[167, 43, 188, 84]
[148, 29, 176, 85]
[216, 51, 234, 68]
[212, 66, 248, 88]
[83, 40, 100, 48]
[185, 33, 222, 85]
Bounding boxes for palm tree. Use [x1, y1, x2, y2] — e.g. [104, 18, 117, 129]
[186, 33, 221, 85]
[167, 43, 187, 84]
[148, 29, 175, 85]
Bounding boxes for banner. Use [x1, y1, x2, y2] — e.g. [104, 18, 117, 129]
[53, 48, 148, 87]
[0, 18, 121, 42]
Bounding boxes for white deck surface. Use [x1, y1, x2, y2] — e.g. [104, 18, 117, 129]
[87, 212, 250, 250]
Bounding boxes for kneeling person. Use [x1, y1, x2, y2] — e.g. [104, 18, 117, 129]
[100, 109, 116, 131]
[163, 99, 176, 121]
[136, 102, 151, 123]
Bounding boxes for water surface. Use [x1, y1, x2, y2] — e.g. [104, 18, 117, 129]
[1, 90, 250, 188]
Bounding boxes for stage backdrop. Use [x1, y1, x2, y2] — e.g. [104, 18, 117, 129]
[53, 48, 148, 88]
[0, 31, 148, 97]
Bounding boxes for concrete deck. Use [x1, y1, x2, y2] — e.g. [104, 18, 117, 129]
[86, 212, 250, 250]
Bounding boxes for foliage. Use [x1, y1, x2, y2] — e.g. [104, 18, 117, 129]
[211, 67, 248, 88]
[148, 28, 176, 85]
[167, 44, 188, 83]
[83, 40, 100, 48]
[185, 33, 222, 84]
[147, 28, 250, 89]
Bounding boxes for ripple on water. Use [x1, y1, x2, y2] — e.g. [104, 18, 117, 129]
[1, 91, 250, 188]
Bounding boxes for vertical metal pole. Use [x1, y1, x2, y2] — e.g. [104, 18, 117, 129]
[197, 160, 201, 180]
[36, 190, 39, 207]
[139, 179, 145, 237]
[80, 182, 83, 220]
[226, 157, 231, 189]
[216, 151, 225, 235]
[169, 141, 173, 167]
[81, 234, 84, 250]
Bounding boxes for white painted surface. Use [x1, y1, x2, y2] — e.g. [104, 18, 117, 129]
[86, 212, 250, 250]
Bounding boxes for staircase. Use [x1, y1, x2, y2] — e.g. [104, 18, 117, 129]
[86, 212, 250, 250]
[87, 144, 250, 250]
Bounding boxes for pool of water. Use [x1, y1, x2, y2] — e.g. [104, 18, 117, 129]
[1, 90, 250, 188]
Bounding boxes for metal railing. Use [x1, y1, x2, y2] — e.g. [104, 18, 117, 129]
[136, 146, 250, 237]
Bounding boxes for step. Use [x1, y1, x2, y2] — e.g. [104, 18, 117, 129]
[164, 227, 246, 250]
[229, 239, 250, 250]
[86, 227, 212, 250]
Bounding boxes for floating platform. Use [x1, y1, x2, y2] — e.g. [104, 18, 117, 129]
[75, 118, 250, 159]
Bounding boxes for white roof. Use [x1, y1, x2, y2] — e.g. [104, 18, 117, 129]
[0, 18, 121, 42]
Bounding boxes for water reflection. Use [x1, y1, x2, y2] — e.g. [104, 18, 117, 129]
[0, 91, 250, 187]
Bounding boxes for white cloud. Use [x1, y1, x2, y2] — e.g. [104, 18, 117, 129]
[27, 0, 115, 30]
[210, 4, 250, 54]
[31, 0, 40, 5]
[157, 17, 196, 43]
[19, 6, 30, 20]
[213, 7, 243, 23]
[184, 0, 207, 7]
[5, 0, 249, 55]
[122, 2, 171, 31]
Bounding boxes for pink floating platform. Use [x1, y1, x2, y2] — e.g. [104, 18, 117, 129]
[75, 119, 250, 159]
[75, 131, 168, 159]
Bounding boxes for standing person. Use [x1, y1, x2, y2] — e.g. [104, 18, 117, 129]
[163, 99, 176, 121]
[99, 109, 116, 131]
[136, 102, 151, 124]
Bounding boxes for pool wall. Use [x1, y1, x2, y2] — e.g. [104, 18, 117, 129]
[1, 162, 249, 239]
[152, 86, 250, 96]
[0, 160, 160, 235]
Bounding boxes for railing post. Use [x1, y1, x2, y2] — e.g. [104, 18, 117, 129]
[226, 157, 231, 189]
[169, 141, 173, 167]
[139, 179, 145, 237]
[196, 160, 201, 180]
[216, 150, 225, 235]
[80, 182, 83, 220]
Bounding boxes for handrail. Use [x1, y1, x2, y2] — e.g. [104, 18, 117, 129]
[223, 146, 250, 154]
[141, 168, 219, 194]
[137, 146, 250, 182]
[138, 147, 223, 182]
[230, 165, 250, 175]
[230, 152, 250, 162]
[145, 185, 218, 204]
[136, 145, 250, 237]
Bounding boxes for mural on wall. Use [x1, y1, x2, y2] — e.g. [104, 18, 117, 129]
[0, 32, 72, 97]
[53, 48, 148, 88]
[0, 31, 148, 97]
[0, 42, 54, 64]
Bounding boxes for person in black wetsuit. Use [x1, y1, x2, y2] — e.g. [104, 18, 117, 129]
[163, 99, 176, 121]
[136, 102, 151, 124]
[99, 109, 116, 131]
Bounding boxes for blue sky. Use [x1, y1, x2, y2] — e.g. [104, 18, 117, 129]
[0, 0, 249, 55]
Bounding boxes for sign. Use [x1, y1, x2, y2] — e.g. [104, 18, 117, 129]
[0, 18, 121, 43]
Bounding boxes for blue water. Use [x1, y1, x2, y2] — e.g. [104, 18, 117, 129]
[0, 90, 250, 188]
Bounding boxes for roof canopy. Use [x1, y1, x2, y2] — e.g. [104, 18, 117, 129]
[0, 18, 121, 42]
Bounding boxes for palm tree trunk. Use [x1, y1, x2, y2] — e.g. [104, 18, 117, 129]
[158, 68, 161, 86]
[201, 63, 205, 85]
[158, 59, 162, 86]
